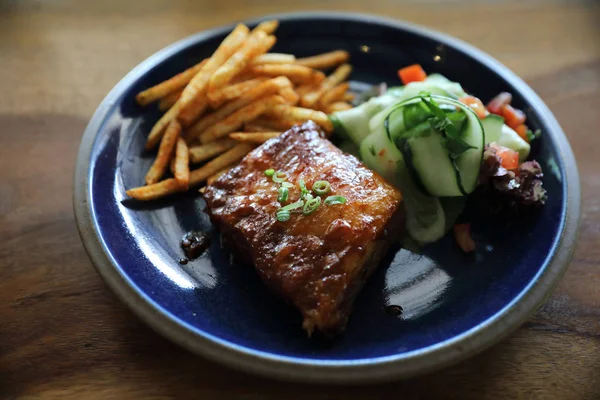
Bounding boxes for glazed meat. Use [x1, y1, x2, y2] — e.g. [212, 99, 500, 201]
[203, 121, 403, 336]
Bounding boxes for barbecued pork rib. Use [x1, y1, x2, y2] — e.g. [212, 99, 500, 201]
[203, 121, 403, 335]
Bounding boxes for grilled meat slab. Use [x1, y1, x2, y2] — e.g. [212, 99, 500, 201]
[203, 121, 403, 335]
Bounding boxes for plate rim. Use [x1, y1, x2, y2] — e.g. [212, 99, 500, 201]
[73, 11, 581, 383]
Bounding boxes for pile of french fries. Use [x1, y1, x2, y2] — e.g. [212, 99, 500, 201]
[126, 19, 354, 201]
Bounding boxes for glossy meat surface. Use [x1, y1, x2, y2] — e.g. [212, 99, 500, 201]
[203, 121, 403, 335]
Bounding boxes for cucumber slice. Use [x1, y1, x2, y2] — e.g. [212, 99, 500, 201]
[359, 126, 446, 244]
[332, 93, 400, 145]
[497, 124, 531, 162]
[397, 165, 447, 244]
[414, 74, 467, 98]
[453, 101, 485, 194]
[398, 131, 465, 197]
[359, 117, 404, 178]
[481, 114, 504, 143]
[424, 73, 451, 84]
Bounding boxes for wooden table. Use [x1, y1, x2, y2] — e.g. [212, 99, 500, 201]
[1, 0, 599, 398]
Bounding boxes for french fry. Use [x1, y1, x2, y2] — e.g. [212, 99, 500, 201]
[135, 59, 207, 106]
[301, 63, 352, 107]
[318, 82, 349, 107]
[158, 89, 182, 111]
[173, 137, 190, 189]
[145, 102, 180, 150]
[180, 94, 209, 127]
[247, 116, 296, 131]
[229, 70, 261, 84]
[178, 24, 249, 125]
[208, 31, 276, 92]
[207, 165, 234, 185]
[279, 87, 299, 105]
[126, 178, 184, 201]
[251, 53, 296, 65]
[343, 92, 355, 102]
[145, 119, 182, 185]
[324, 101, 353, 113]
[199, 95, 285, 144]
[187, 77, 292, 141]
[188, 138, 236, 164]
[295, 83, 317, 96]
[207, 77, 266, 108]
[230, 132, 281, 144]
[243, 122, 275, 132]
[296, 50, 350, 70]
[189, 143, 254, 186]
[265, 105, 333, 133]
[250, 64, 324, 84]
[252, 20, 279, 34]
[169, 153, 177, 175]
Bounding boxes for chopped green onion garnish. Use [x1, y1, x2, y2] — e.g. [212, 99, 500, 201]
[325, 195, 347, 205]
[280, 199, 304, 212]
[276, 199, 304, 222]
[281, 182, 294, 188]
[299, 178, 309, 199]
[312, 180, 331, 196]
[276, 210, 291, 222]
[264, 169, 275, 177]
[277, 187, 289, 202]
[303, 196, 322, 215]
[272, 171, 287, 183]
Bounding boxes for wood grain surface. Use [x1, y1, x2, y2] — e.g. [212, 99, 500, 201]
[1, 0, 599, 398]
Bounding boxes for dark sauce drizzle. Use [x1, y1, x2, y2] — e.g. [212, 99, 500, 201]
[384, 305, 403, 316]
[180, 230, 211, 261]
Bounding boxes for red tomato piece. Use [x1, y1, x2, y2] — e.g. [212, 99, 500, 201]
[486, 92, 512, 115]
[398, 64, 427, 84]
[501, 104, 526, 129]
[491, 143, 519, 170]
[453, 224, 475, 253]
[459, 95, 488, 119]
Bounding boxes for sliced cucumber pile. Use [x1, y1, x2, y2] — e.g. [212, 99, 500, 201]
[330, 75, 490, 245]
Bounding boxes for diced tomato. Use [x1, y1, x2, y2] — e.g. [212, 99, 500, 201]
[491, 143, 519, 170]
[501, 104, 526, 129]
[453, 224, 475, 253]
[486, 92, 512, 115]
[515, 124, 529, 143]
[459, 95, 488, 119]
[398, 64, 427, 84]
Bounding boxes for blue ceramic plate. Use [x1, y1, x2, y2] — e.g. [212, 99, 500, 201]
[74, 12, 581, 383]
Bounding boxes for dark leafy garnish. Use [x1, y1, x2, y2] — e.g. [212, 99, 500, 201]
[478, 145, 547, 207]
[402, 102, 431, 129]
[419, 94, 476, 160]
[526, 128, 541, 142]
[368, 145, 376, 156]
